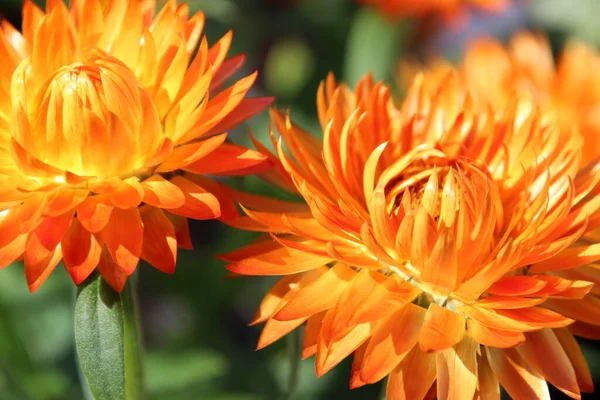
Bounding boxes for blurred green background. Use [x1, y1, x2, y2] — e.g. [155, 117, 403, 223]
[1, 0, 600, 399]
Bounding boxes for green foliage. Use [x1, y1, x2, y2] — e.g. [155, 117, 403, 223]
[75, 273, 143, 400]
[343, 8, 405, 86]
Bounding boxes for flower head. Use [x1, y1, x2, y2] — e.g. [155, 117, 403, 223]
[222, 73, 600, 398]
[357, 0, 511, 22]
[0, 0, 272, 292]
[400, 32, 600, 166]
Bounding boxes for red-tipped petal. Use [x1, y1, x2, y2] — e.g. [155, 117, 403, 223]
[141, 175, 186, 209]
[77, 195, 114, 233]
[168, 176, 221, 220]
[97, 246, 128, 292]
[62, 218, 102, 284]
[140, 207, 177, 274]
[103, 207, 143, 275]
[183, 144, 272, 176]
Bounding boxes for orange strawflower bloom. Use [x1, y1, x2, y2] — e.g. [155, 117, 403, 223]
[400, 32, 600, 166]
[0, 0, 272, 292]
[221, 73, 600, 399]
[357, 0, 510, 21]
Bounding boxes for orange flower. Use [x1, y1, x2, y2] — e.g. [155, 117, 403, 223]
[357, 0, 511, 21]
[0, 0, 272, 292]
[400, 32, 600, 166]
[221, 73, 600, 399]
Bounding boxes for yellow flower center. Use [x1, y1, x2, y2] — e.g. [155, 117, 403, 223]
[11, 51, 165, 179]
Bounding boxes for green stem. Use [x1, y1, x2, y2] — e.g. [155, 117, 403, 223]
[285, 328, 302, 400]
[75, 272, 144, 400]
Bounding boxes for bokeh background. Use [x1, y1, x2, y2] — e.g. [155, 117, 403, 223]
[1, 0, 600, 399]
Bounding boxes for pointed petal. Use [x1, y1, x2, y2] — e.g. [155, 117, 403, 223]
[329, 270, 420, 339]
[419, 303, 465, 352]
[206, 97, 274, 136]
[303, 311, 325, 359]
[477, 350, 501, 400]
[109, 178, 144, 209]
[25, 246, 63, 293]
[544, 297, 600, 326]
[25, 212, 73, 264]
[167, 175, 221, 220]
[360, 304, 426, 384]
[141, 175, 185, 209]
[77, 195, 114, 233]
[167, 213, 193, 250]
[182, 143, 272, 176]
[257, 317, 307, 350]
[386, 346, 436, 400]
[140, 206, 177, 274]
[467, 318, 525, 348]
[62, 217, 101, 284]
[44, 189, 89, 216]
[316, 309, 370, 377]
[154, 133, 227, 173]
[421, 229, 458, 293]
[487, 276, 546, 296]
[226, 241, 332, 276]
[103, 207, 143, 275]
[97, 246, 127, 293]
[250, 275, 302, 326]
[517, 329, 580, 399]
[275, 263, 356, 320]
[436, 335, 478, 400]
[486, 347, 551, 400]
[530, 244, 600, 273]
[553, 328, 594, 393]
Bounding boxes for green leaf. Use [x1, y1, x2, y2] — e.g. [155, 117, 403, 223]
[343, 8, 407, 87]
[145, 350, 228, 394]
[75, 272, 143, 400]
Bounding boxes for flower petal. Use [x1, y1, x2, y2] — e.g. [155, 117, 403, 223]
[467, 318, 525, 348]
[103, 207, 143, 275]
[140, 207, 177, 274]
[316, 309, 370, 377]
[359, 304, 426, 384]
[25, 246, 63, 293]
[386, 346, 436, 400]
[517, 329, 580, 399]
[275, 263, 356, 321]
[141, 175, 186, 209]
[183, 143, 272, 176]
[77, 195, 114, 233]
[486, 347, 551, 400]
[419, 303, 465, 352]
[303, 311, 325, 359]
[436, 335, 478, 400]
[97, 246, 128, 293]
[487, 276, 546, 296]
[62, 217, 102, 285]
[553, 327, 594, 393]
[168, 175, 221, 220]
[225, 240, 332, 276]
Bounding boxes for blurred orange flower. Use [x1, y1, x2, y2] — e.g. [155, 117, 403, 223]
[0, 0, 272, 292]
[221, 73, 600, 398]
[357, 0, 511, 22]
[400, 32, 600, 166]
